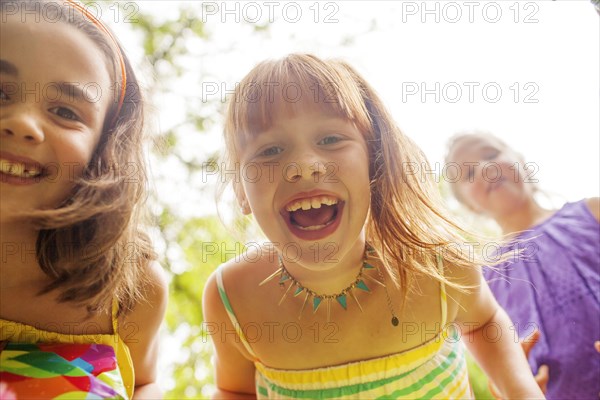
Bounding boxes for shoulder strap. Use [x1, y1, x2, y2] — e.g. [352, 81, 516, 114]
[216, 267, 258, 360]
[436, 255, 448, 328]
[112, 298, 119, 334]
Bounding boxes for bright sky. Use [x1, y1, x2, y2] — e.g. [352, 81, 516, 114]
[110, 0, 600, 216]
[114, 0, 598, 216]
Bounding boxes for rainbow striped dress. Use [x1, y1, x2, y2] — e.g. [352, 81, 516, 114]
[216, 265, 473, 399]
[0, 300, 134, 399]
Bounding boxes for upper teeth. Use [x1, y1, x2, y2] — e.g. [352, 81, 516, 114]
[286, 196, 338, 212]
[0, 159, 42, 178]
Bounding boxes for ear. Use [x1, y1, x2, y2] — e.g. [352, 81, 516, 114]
[240, 199, 252, 215]
[233, 181, 252, 215]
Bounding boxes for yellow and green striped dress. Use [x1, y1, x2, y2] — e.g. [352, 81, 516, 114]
[216, 265, 473, 399]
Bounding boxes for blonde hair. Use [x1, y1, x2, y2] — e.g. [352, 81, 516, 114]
[445, 131, 508, 208]
[2, 0, 156, 314]
[221, 54, 482, 297]
[444, 130, 544, 211]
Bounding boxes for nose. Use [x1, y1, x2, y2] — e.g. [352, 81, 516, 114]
[1, 109, 45, 144]
[284, 151, 327, 183]
[461, 161, 483, 184]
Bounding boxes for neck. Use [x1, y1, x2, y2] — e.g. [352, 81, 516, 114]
[494, 199, 554, 235]
[280, 237, 367, 295]
[0, 218, 42, 287]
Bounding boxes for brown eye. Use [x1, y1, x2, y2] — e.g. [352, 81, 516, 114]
[50, 106, 80, 121]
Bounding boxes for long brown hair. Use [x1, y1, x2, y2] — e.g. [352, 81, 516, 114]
[221, 54, 485, 298]
[1, 0, 156, 314]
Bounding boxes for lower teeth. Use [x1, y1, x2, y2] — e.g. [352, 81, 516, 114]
[289, 204, 340, 232]
[294, 219, 334, 231]
[297, 224, 326, 231]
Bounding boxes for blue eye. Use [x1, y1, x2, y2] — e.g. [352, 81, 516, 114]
[318, 136, 341, 145]
[259, 146, 283, 157]
[50, 106, 80, 121]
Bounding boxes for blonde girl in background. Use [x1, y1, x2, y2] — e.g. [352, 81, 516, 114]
[445, 132, 599, 399]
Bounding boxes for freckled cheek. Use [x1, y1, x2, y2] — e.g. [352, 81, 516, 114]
[239, 163, 281, 191]
[335, 153, 369, 179]
[335, 159, 353, 173]
[54, 141, 96, 183]
[244, 183, 263, 200]
[506, 161, 529, 181]
[242, 178, 276, 212]
[490, 156, 516, 175]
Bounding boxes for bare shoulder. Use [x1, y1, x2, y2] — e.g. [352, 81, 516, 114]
[203, 244, 276, 321]
[132, 261, 169, 319]
[119, 261, 168, 338]
[202, 248, 263, 395]
[202, 263, 228, 325]
[204, 244, 277, 297]
[437, 258, 488, 325]
[584, 197, 600, 222]
[144, 260, 169, 300]
[440, 257, 482, 297]
[119, 261, 168, 386]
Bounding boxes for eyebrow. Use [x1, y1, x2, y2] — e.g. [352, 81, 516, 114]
[55, 82, 91, 103]
[0, 59, 18, 76]
[1, 60, 98, 109]
[477, 144, 499, 153]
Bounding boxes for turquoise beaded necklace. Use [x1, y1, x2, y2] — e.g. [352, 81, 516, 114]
[259, 245, 399, 326]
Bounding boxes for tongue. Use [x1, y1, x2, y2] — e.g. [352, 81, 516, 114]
[291, 205, 336, 227]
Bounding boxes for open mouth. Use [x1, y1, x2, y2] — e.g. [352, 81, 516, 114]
[280, 195, 344, 239]
[487, 176, 506, 193]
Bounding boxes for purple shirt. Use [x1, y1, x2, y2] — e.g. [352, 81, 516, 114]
[484, 200, 600, 399]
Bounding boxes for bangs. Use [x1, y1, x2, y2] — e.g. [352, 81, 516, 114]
[225, 54, 373, 154]
[447, 131, 509, 163]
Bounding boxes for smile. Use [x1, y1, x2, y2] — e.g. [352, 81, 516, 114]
[0, 158, 44, 178]
[487, 176, 506, 193]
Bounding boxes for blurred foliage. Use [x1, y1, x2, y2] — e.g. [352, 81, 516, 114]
[161, 216, 236, 399]
[118, 3, 248, 398]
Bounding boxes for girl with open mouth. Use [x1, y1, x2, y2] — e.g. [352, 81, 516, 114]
[203, 54, 544, 399]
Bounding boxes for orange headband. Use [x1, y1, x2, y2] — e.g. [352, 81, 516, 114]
[65, 0, 127, 127]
